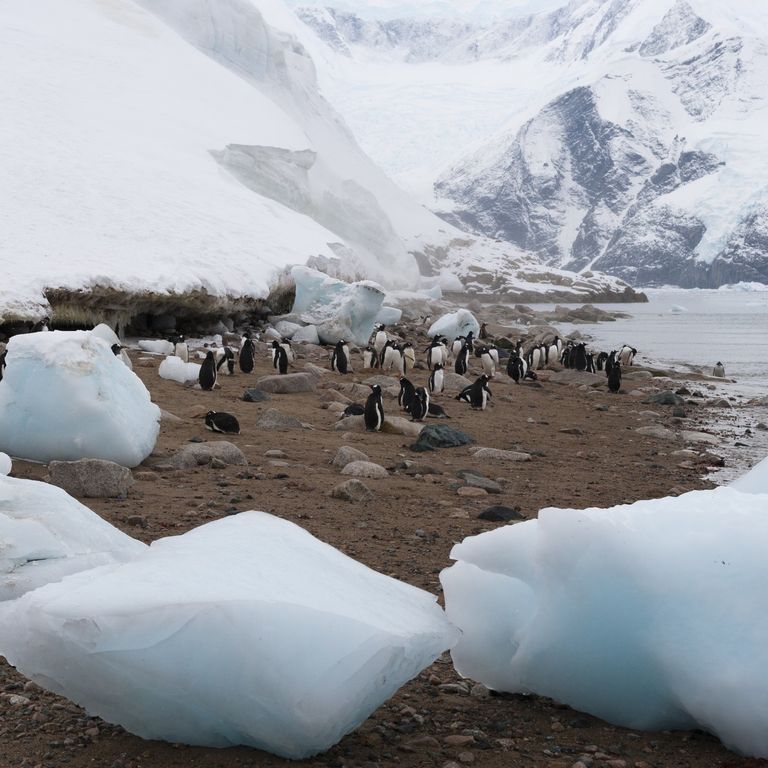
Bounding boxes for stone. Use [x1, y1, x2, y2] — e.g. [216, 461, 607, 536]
[331, 446, 370, 468]
[410, 425, 475, 452]
[458, 752, 475, 764]
[160, 441, 247, 470]
[264, 449, 286, 458]
[710, 398, 732, 408]
[341, 461, 389, 479]
[126, 515, 148, 528]
[635, 425, 675, 440]
[254, 373, 317, 394]
[646, 390, 685, 406]
[681, 430, 719, 445]
[326, 402, 347, 413]
[477, 505, 524, 522]
[459, 472, 501, 494]
[320, 389, 352, 404]
[444, 735, 475, 747]
[457, 486, 487, 497]
[242, 388, 271, 403]
[333, 415, 424, 437]
[672, 406, 687, 417]
[623, 370, 654, 380]
[330, 479, 374, 502]
[363, 375, 400, 388]
[469, 447, 531, 462]
[442, 372, 473, 392]
[256, 409, 306, 430]
[470, 683, 490, 698]
[303, 362, 326, 377]
[559, 427, 584, 435]
[48, 459, 134, 498]
[291, 325, 320, 344]
[757, 422, 768, 431]
[160, 409, 183, 423]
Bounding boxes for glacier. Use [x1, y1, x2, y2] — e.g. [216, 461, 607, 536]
[0, 512, 458, 758]
[440, 486, 768, 758]
[0, 473, 145, 602]
[0, 331, 160, 468]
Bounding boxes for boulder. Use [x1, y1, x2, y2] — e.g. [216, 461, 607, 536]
[255, 374, 317, 394]
[330, 479, 374, 503]
[477, 505, 525, 523]
[681, 431, 719, 446]
[635, 425, 675, 440]
[48, 459, 134, 498]
[161, 442, 247, 470]
[442, 373, 473, 393]
[341, 461, 389, 479]
[647, 390, 686, 406]
[410, 425, 475, 452]
[333, 415, 424, 437]
[331, 446, 370, 468]
[242, 388, 271, 403]
[256, 409, 306, 430]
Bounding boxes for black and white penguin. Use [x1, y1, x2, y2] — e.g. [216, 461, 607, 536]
[383, 342, 405, 375]
[399, 376, 417, 412]
[373, 325, 388, 365]
[507, 353, 524, 383]
[428, 363, 445, 394]
[456, 374, 492, 410]
[32, 316, 50, 333]
[479, 347, 496, 378]
[596, 351, 608, 371]
[205, 411, 240, 434]
[529, 345, 543, 371]
[572, 342, 588, 372]
[605, 350, 617, 377]
[427, 402, 451, 418]
[199, 351, 218, 391]
[216, 346, 235, 375]
[0, 350, 6, 382]
[479, 322, 489, 340]
[619, 345, 637, 367]
[465, 331, 475, 353]
[272, 341, 289, 374]
[174, 336, 189, 363]
[280, 339, 295, 364]
[451, 336, 465, 361]
[363, 346, 379, 369]
[487, 344, 499, 368]
[713, 361, 726, 378]
[331, 340, 350, 374]
[586, 352, 596, 374]
[409, 387, 430, 421]
[110, 343, 133, 370]
[364, 384, 385, 432]
[608, 360, 622, 393]
[343, 403, 366, 417]
[425, 339, 444, 371]
[455, 343, 470, 375]
[560, 346, 571, 368]
[402, 342, 416, 373]
[239, 336, 255, 374]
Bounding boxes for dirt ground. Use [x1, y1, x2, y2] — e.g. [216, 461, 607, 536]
[2, 338, 762, 768]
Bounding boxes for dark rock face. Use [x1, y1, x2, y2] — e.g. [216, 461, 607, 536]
[639, 1, 711, 58]
[707, 207, 768, 285]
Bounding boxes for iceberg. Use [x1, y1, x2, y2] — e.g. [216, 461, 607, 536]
[0, 331, 160, 467]
[731, 456, 768, 494]
[0, 473, 145, 602]
[0, 512, 458, 758]
[138, 339, 175, 355]
[441, 487, 768, 758]
[428, 309, 479, 341]
[158, 355, 201, 384]
[0, 453, 10, 476]
[290, 266, 385, 346]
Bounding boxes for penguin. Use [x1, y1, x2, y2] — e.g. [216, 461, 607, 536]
[596, 351, 608, 371]
[239, 336, 255, 374]
[216, 346, 235, 375]
[272, 341, 289, 375]
[331, 340, 350, 374]
[428, 362, 445, 394]
[561, 346, 572, 368]
[586, 352, 596, 374]
[572, 342, 588, 372]
[174, 336, 189, 363]
[364, 384, 385, 432]
[399, 376, 417, 412]
[524, 369, 539, 381]
[608, 360, 622, 393]
[409, 387, 430, 422]
[713, 361, 726, 378]
[547, 338, 559, 366]
[402, 342, 416, 373]
[455, 343, 470, 375]
[425, 339, 443, 371]
[199, 351, 218, 391]
[373, 325, 388, 365]
[383, 343, 405, 375]
[480, 347, 496, 378]
[362, 346, 379, 369]
[619, 345, 637, 367]
[605, 350, 617, 377]
[479, 322, 489, 340]
[451, 336, 465, 361]
[465, 331, 475, 353]
[529, 345, 542, 371]
[456, 374, 492, 410]
[0, 350, 6, 383]
[110, 343, 133, 370]
[32, 316, 50, 333]
[427, 402, 451, 418]
[205, 411, 240, 434]
[343, 403, 366, 417]
[487, 344, 499, 368]
[507, 353, 524, 383]
[280, 339, 295, 364]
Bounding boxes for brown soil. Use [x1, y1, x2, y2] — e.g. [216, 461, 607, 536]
[1, 343, 760, 768]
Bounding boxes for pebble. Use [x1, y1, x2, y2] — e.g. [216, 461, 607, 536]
[444, 735, 475, 747]
[457, 752, 475, 764]
[126, 515, 148, 528]
[264, 449, 286, 458]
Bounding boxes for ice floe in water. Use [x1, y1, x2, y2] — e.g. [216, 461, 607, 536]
[0, 474, 145, 602]
[0, 331, 160, 467]
[441, 487, 768, 758]
[428, 309, 479, 340]
[0, 512, 458, 757]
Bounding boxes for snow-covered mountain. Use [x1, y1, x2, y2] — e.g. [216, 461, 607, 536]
[295, 0, 768, 287]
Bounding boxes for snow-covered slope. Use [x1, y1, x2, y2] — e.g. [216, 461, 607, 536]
[295, 0, 768, 287]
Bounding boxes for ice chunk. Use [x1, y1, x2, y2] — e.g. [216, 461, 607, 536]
[273, 320, 302, 338]
[375, 306, 402, 325]
[138, 339, 174, 355]
[0, 474, 145, 602]
[441, 488, 768, 758]
[158, 356, 201, 384]
[291, 325, 320, 344]
[291, 266, 385, 346]
[731, 456, 768, 494]
[0, 453, 11, 476]
[0, 331, 160, 467]
[428, 309, 479, 340]
[90, 323, 120, 347]
[0, 512, 457, 757]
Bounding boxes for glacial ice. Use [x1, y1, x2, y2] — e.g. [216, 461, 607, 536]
[0, 331, 160, 467]
[0, 473, 145, 602]
[138, 339, 175, 355]
[441, 487, 768, 758]
[0, 512, 458, 757]
[428, 309, 480, 340]
[158, 355, 201, 384]
[375, 306, 403, 325]
[732, 457, 768, 494]
[290, 266, 386, 345]
[0, 453, 11, 476]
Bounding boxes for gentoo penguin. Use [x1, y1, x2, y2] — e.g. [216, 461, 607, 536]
[480, 347, 496, 377]
[529, 345, 542, 371]
[465, 331, 475, 354]
[382, 342, 404, 375]
[456, 374, 492, 410]
[272, 341, 289, 374]
[572, 342, 588, 372]
[479, 322, 489, 340]
[586, 352, 596, 374]
[174, 336, 189, 363]
[561, 346, 572, 368]
[402, 342, 416, 373]
[487, 344, 499, 368]
[455, 343, 470, 375]
[343, 403, 366, 417]
[619, 344, 637, 367]
[507, 353, 524, 383]
[32, 316, 50, 333]
[605, 350, 617, 377]
[713, 361, 726, 378]
[608, 360, 622, 393]
[409, 387, 430, 422]
[205, 411, 240, 434]
[331, 340, 350, 374]
[546, 339, 559, 366]
[363, 346, 379, 369]
[280, 339, 295, 364]
[0, 350, 6, 382]
[110, 343, 133, 370]
[373, 325, 388, 365]
[429, 363, 445, 394]
[399, 376, 417, 412]
[427, 402, 451, 418]
[239, 335, 255, 374]
[425, 338, 443, 371]
[199, 351, 218, 391]
[364, 384, 385, 432]
[451, 336, 465, 361]
[216, 346, 235, 375]
[596, 351, 608, 372]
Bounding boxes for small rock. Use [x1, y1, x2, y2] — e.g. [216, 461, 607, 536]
[331, 445, 370, 468]
[126, 515, 148, 528]
[256, 409, 306, 430]
[470, 683, 490, 698]
[672, 406, 687, 418]
[444, 735, 475, 747]
[457, 486, 488, 497]
[458, 752, 475, 764]
[210, 457, 227, 469]
[470, 447, 531, 462]
[681, 430, 719, 445]
[646, 390, 685, 406]
[7, 694, 30, 706]
[48, 459, 134, 498]
[341, 461, 389, 479]
[559, 427, 584, 435]
[255, 373, 317, 394]
[756, 422, 768, 431]
[160, 441, 247, 470]
[330, 479, 374, 503]
[477, 505, 524, 522]
[160, 409, 183, 423]
[635, 425, 674, 440]
[264, 449, 287, 458]
[459, 473, 501, 494]
[411, 425, 475, 452]
[242, 388, 271, 403]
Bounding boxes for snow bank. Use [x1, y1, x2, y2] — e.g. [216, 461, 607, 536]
[441, 487, 768, 758]
[158, 356, 201, 384]
[428, 309, 480, 340]
[0, 331, 160, 468]
[0, 474, 145, 602]
[0, 512, 458, 757]
[731, 457, 768, 494]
